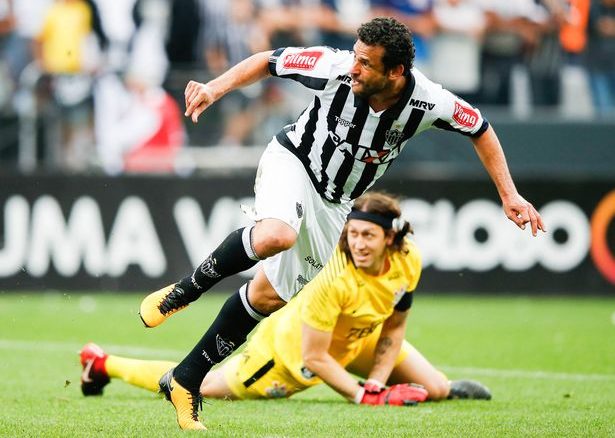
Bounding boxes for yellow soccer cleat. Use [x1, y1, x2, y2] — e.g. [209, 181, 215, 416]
[139, 284, 192, 328]
[159, 369, 206, 431]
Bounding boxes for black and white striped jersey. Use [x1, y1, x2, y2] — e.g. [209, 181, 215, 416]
[268, 46, 489, 204]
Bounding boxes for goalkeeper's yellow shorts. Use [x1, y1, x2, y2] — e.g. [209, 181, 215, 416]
[223, 344, 308, 400]
[223, 334, 413, 400]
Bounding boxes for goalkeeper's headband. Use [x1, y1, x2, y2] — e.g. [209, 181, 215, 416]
[347, 209, 395, 230]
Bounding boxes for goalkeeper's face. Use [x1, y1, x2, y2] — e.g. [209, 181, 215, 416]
[346, 219, 393, 276]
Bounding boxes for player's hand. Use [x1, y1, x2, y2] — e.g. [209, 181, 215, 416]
[502, 193, 546, 237]
[357, 383, 428, 406]
[184, 80, 216, 123]
[362, 378, 385, 393]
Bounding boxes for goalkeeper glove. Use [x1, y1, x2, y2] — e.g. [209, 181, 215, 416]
[355, 383, 428, 406]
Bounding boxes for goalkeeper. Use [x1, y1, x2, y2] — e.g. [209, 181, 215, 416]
[80, 192, 490, 406]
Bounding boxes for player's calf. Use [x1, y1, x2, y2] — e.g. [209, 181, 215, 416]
[140, 226, 262, 327]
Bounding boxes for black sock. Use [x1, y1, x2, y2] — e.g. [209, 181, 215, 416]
[172, 283, 267, 393]
[177, 227, 260, 300]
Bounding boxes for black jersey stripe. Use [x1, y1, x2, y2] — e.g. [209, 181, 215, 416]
[433, 118, 490, 138]
[329, 104, 370, 201]
[319, 85, 351, 188]
[268, 48, 286, 76]
[277, 73, 329, 90]
[297, 97, 321, 157]
[347, 115, 397, 200]
[276, 129, 336, 201]
[346, 100, 370, 145]
[402, 108, 425, 141]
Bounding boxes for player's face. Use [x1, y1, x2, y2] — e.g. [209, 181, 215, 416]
[349, 41, 390, 98]
[346, 219, 392, 275]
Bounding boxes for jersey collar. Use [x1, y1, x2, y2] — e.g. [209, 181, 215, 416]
[352, 72, 416, 120]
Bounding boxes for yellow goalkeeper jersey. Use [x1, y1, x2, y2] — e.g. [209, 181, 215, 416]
[251, 239, 422, 387]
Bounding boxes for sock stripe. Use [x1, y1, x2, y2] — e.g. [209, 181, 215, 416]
[242, 226, 260, 261]
[239, 283, 267, 321]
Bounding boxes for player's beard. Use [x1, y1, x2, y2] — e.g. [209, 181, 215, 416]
[351, 76, 388, 99]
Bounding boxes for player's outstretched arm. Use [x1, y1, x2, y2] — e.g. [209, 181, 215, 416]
[365, 309, 408, 385]
[184, 50, 274, 124]
[301, 323, 362, 401]
[471, 125, 546, 236]
[301, 320, 425, 406]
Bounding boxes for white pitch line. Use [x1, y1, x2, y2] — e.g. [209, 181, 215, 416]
[0, 338, 184, 358]
[1, 338, 614, 382]
[440, 365, 615, 382]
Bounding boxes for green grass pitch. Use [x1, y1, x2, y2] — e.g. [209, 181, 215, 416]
[0, 291, 614, 437]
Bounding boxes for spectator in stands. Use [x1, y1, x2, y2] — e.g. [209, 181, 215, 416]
[430, 0, 486, 102]
[94, 0, 182, 174]
[165, 0, 201, 68]
[587, 0, 615, 115]
[0, 0, 14, 110]
[2, 0, 52, 91]
[314, 0, 371, 50]
[476, 0, 546, 106]
[33, 0, 106, 171]
[555, 0, 593, 116]
[90, 0, 139, 73]
[370, 0, 437, 72]
[202, 0, 274, 146]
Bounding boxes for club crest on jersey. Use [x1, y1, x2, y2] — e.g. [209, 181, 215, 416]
[283, 50, 323, 70]
[453, 101, 479, 128]
[385, 128, 403, 147]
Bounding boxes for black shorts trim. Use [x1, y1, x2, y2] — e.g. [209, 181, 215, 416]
[242, 358, 275, 388]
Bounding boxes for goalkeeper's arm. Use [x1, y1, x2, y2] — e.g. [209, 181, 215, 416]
[301, 321, 427, 406]
[301, 322, 363, 402]
[365, 309, 408, 385]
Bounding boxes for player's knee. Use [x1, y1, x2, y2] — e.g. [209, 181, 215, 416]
[247, 271, 287, 314]
[249, 288, 286, 314]
[253, 220, 297, 257]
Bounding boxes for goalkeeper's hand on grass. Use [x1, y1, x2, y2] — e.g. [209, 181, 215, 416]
[355, 381, 428, 406]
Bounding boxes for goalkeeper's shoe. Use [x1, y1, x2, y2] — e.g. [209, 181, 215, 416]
[158, 369, 206, 431]
[79, 343, 110, 396]
[139, 284, 194, 328]
[448, 380, 492, 400]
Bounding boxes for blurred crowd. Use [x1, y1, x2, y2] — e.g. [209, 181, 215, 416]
[0, 0, 613, 174]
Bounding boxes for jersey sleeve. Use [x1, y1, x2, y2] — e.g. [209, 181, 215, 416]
[300, 246, 349, 332]
[393, 239, 423, 311]
[268, 46, 345, 95]
[431, 88, 489, 138]
[404, 239, 423, 292]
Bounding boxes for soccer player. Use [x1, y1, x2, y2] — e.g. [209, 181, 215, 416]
[139, 17, 543, 429]
[82, 193, 490, 429]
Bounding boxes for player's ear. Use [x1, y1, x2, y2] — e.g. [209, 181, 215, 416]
[385, 229, 395, 246]
[388, 63, 405, 80]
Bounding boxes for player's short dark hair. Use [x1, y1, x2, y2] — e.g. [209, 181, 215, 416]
[357, 17, 415, 75]
[339, 191, 413, 260]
